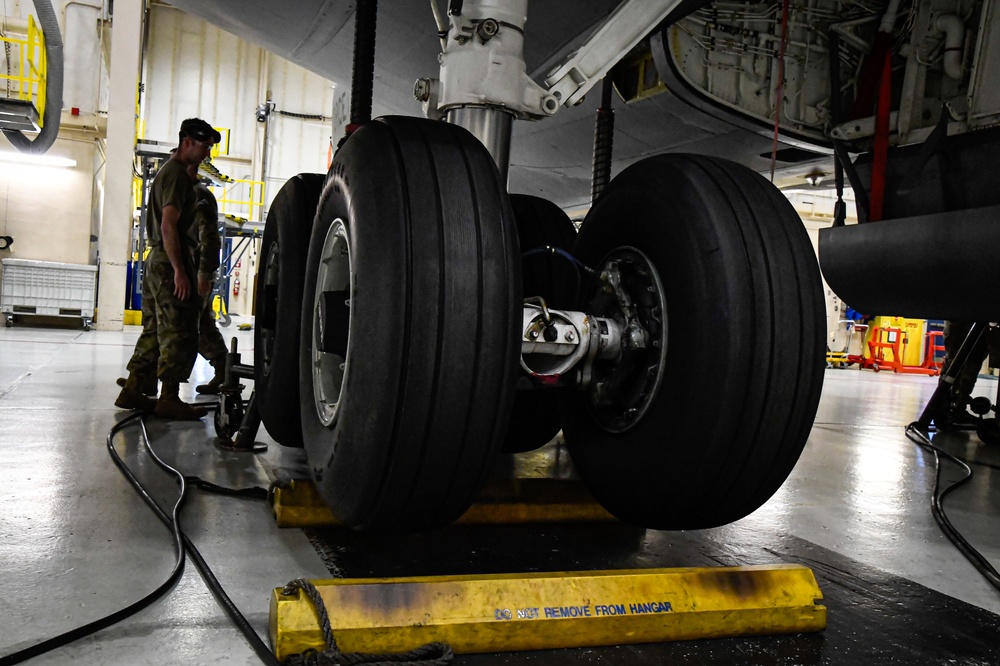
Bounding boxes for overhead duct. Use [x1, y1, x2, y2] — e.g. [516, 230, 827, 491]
[2, 0, 63, 154]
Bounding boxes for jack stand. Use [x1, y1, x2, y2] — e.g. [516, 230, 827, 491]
[214, 337, 267, 453]
[973, 359, 1000, 445]
[915, 322, 990, 431]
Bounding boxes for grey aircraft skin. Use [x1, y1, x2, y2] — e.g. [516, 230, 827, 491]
[161, 0, 820, 210]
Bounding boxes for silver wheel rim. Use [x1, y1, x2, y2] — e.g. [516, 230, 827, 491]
[585, 246, 668, 433]
[311, 219, 352, 427]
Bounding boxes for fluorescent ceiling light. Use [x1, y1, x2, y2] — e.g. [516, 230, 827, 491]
[0, 152, 76, 168]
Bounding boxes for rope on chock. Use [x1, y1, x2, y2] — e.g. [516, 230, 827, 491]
[280, 579, 454, 666]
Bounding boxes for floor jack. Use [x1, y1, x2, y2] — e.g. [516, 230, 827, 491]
[213, 337, 267, 453]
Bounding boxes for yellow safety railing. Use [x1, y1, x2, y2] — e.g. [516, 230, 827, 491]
[132, 176, 142, 211]
[0, 15, 47, 126]
[211, 179, 266, 222]
[211, 128, 231, 159]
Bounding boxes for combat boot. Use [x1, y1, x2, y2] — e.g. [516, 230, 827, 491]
[196, 357, 226, 395]
[154, 381, 208, 420]
[116, 375, 158, 396]
[114, 375, 156, 412]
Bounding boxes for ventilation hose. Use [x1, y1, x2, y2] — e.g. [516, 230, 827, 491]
[2, 0, 62, 154]
[348, 0, 377, 131]
[591, 77, 615, 203]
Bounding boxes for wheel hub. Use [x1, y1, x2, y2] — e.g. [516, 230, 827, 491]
[583, 247, 667, 433]
[311, 220, 352, 427]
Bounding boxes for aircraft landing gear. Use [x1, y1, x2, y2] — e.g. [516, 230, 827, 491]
[259, 0, 826, 533]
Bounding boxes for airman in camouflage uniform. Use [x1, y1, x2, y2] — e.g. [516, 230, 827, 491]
[117, 174, 228, 397]
[193, 178, 228, 393]
[115, 118, 220, 419]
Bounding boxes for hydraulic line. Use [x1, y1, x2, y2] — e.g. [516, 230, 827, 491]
[768, 0, 792, 182]
[832, 138, 870, 219]
[521, 245, 596, 304]
[828, 31, 847, 227]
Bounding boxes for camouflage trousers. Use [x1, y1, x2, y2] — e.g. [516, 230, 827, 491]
[127, 269, 230, 384]
[200, 287, 228, 361]
[126, 261, 203, 384]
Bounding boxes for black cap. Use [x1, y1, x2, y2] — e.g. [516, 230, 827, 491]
[179, 118, 221, 145]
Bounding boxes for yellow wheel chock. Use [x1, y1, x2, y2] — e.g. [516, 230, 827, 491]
[270, 478, 616, 528]
[270, 565, 826, 659]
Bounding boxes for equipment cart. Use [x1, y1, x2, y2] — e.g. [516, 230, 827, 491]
[0, 258, 97, 329]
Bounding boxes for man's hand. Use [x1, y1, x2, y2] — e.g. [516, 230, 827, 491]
[174, 267, 192, 300]
[198, 274, 212, 298]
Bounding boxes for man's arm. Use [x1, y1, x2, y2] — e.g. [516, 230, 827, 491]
[161, 203, 192, 300]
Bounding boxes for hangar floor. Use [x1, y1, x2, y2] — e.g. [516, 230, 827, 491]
[1, 320, 999, 664]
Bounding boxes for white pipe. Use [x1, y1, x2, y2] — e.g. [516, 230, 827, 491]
[933, 13, 965, 80]
[95, 0, 142, 331]
[879, 0, 901, 34]
[430, 0, 447, 50]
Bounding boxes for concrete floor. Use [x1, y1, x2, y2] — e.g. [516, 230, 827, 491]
[1, 318, 999, 664]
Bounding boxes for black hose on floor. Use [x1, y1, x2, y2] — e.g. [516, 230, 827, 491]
[133, 417, 282, 666]
[0, 413, 187, 666]
[0, 410, 282, 666]
[905, 423, 1000, 593]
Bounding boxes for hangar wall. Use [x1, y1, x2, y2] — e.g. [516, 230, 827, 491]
[0, 0, 105, 268]
[141, 4, 339, 317]
[143, 4, 337, 210]
[0, 1, 339, 320]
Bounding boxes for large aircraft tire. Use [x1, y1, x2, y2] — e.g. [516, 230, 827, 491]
[503, 194, 578, 453]
[298, 117, 520, 531]
[253, 173, 324, 447]
[560, 154, 825, 529]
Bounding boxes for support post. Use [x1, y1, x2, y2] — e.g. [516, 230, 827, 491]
[95, 0, 143, 331]
[445, 106, 513, 183]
